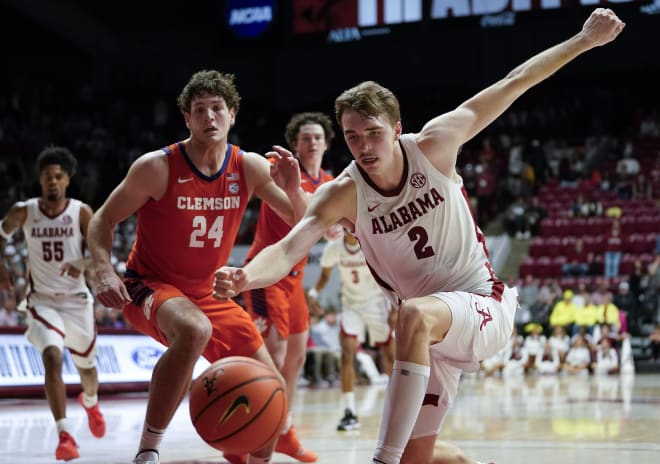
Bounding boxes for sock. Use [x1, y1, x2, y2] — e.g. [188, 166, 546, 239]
[343, 392, 356, 415]
[373, 360, 430, 464]
[56, 418, 69, 434]
[138, 422, 165, 455]
[247, 455, 272, 463]
[281, 413, 292, 434]
[81, 393, 98, 408]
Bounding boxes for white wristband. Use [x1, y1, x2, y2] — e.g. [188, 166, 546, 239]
[307, 288, 319, 299]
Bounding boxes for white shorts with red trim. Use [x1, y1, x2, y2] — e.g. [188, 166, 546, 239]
[411, 285, 518, 439]
[340, 297, 391, 345]
[25, 291, 97, 369]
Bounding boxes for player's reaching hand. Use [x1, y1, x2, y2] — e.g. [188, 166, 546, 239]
[95, 269, 132, 309]
[267, 145, 302, 196]
[580, 8, 625, 48]
[60, 262, 83, 279]
[213, 267, 248, 300]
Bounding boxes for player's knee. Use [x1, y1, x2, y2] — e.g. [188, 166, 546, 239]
[41, 346, 63, 369]
[175, 315, 212, 348]
[397, 301, 430, 338]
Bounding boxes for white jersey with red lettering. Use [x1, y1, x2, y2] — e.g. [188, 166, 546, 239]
[319, 238, 385, 310]
[345, 133, 503, 306]
[23, 198, 88, 296]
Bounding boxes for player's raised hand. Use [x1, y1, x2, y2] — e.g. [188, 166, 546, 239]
[95, 270, 132, 309]
[213, 267, 248, 300]
[580, 8, 625, 48]
[267, 145, 301, 195]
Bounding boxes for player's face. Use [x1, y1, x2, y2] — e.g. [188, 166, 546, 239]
[185, 93, 235, 144]
[39, 164, 70, 202]
[292, 123, 327, 169]
[341, 109, 400, 174]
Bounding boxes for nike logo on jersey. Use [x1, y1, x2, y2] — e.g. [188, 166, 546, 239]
[367, 203, 380, 212]
[178, 177, 193, 183]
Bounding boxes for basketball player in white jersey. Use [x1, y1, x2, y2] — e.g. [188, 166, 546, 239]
[0, 146, 106, 461]
[308, 229, 394, 431]
[213, 9, 624, 463]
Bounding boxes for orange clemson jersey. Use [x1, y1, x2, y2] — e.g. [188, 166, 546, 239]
[125, 142, 249, 299]
[246, 166, 334, 274]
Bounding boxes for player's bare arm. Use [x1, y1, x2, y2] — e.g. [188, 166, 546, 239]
[0, 202, 27, 290]
[243, 147, 307, 226]
[88, 151, 168, 307]
[417, 8, 624, 176]
[214, 175, 356, 299]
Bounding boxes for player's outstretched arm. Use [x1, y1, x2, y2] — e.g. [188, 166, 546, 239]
[418, 8, 625, 174]
[214, 177, 355, 299]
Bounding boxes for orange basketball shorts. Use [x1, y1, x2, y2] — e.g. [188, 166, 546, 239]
[243, 273, 310, 339]
[122, 278, 263, 362]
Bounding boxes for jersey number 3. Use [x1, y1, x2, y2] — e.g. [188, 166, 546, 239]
[189, 216, 224, 248]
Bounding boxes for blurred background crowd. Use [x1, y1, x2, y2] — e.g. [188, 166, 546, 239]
[1, 1, 659, 375]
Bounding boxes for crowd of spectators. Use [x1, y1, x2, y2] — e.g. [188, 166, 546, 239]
[1, 77, 660, 367]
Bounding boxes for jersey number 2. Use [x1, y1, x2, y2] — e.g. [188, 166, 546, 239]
[189, 216, 224, 248]
[408, 226, 434, 259]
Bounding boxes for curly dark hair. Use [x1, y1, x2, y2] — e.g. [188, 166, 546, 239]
[284, 112, 336, 150]
[36, 146, 77, 177]
[176, 70, 241, 114]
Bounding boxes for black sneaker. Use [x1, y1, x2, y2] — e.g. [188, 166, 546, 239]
[337, 408, 360, 431]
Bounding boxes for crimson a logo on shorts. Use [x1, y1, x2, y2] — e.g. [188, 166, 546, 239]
[410, 172, 426, 188]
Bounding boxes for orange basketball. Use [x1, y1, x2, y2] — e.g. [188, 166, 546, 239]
[189, 356, 288, 455]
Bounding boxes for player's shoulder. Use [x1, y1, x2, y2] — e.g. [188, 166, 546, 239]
[129, 149, 170, 175]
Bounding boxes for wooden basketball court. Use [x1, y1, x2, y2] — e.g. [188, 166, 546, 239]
[2, 373, 659, 463]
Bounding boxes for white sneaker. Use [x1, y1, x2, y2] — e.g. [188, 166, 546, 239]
[132, 450, 159, 464]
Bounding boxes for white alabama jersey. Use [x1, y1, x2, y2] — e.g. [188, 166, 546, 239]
[320, 238, 385, 310]
[23, 198, 88, 296]
[345, 133, 502, 306]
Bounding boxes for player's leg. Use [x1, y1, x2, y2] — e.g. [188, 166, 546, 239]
[373, 296, 452, 464]
[275, 280, 317, 462]
[66, 294, 106, 439]
[379, 340, 395, 377]
[123, 281, 213, 464]
[203, 296, 284, 464]
[364, 306, 395, 378]
[25, 301, 80, 461]
[337, 329, 359, 430]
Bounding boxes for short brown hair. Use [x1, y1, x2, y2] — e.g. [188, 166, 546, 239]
[284, 112, 335, 149]
[177, 70, 241, 114]
[334, 81, 401, 128]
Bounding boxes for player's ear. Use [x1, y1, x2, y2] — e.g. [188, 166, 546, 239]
[393, 121, 402, 141]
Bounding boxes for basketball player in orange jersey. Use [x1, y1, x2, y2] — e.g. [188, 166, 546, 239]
[0, 146, 106, 462]
[242, 112, 336, 463]
[213, 9, 624, 464]
[87, 70, 309, 464]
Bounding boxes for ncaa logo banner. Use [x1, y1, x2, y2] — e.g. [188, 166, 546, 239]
[227, 0, 275, 38]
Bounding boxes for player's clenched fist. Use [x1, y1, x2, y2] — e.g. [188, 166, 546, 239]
[213, 267, 247, 300]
